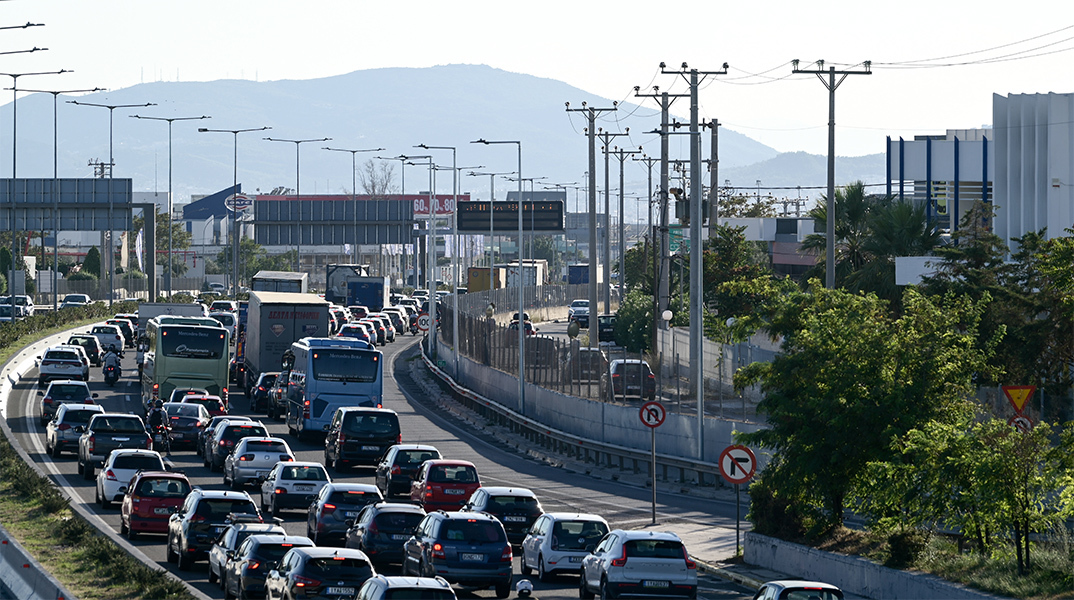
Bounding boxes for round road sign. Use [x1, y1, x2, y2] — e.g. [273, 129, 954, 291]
[417, 313, 432, 332]
[639, 401, 666, 428]
[719, 444, 757, 485]
[1008, 414, 1033, 433]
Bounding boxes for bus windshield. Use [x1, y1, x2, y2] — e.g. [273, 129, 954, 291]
[161, 327, 227, 359]
[311, 349, 379, 382]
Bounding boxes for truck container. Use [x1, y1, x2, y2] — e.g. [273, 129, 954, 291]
[325, 265, 390, 311]
[136, 302, 209, 336]
[567, 263, 603, 285]
[251, 270, 309, 293]
[243, 291, 330, 396]
[466, 267, 507, 293]
[503, 260, 548, 288]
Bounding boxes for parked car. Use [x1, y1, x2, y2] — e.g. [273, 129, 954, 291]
[161, 402, 211, 450]
[461, 487, 543, 546]
[599, 359, 657, 402]
[119, 470, 192, 540]
[355, 575, 457, 600]
[402, 511, 513, 598]
[224, 436, 295, 488]
[66, 334, 104, 367]
[167, 488, 262, 570]
[248, 371, 280, 413]
[77, 413, 152, 479]
[579, 530, 697, 599]
[265, 547, 376, 600]
[207, 520, 287, 586]
[345, 502, 427, 567]
[520, 513, 609, 580]
[95, 448, 167, 509]
[38, 347, 89, 387]
[305, 482, 383, 546]
[750, 580, 844, 600]
[258, 460, 331, 517]
[410, 460, 481, 513]
[222, 534, 315, 600]
[45, 403, 104, 457]
[324, 407, 401, 472]
[205, 419, 270, 472]
[374, 444, 441, 499]
[38, 379, 97, 426]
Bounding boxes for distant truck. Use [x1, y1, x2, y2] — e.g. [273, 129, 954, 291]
[243, 291, 330, 396]
[503, 260, 548, 288]
[136, 302, 209, 336]
[467, 267, 507, 293]
[567, 263, 604, 285]
[251, 270, 309, 294]
[325, 264, 390, 311]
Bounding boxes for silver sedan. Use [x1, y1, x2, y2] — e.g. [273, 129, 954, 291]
[223, 437, 295, 489]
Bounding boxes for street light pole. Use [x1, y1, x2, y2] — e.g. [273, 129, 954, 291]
[69, 98, 156, 307]
[324, 146, 385, 264]
[467, 171, 516, 270]
[264, 136, 330, 275]
[377, 156, 413, 283]
[200, 126, 271, 295]
[472, 139, 524, 416]
[132, 114, 211, 298]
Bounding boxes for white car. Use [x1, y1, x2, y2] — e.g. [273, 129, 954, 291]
[521, 513, 609, 580]
[568, 299, 590, 325]
[580, 530, 697, 599]
[258, 461, 331, 517]
[38, 347, 89, 386]
[208, 311, 237, 343]
[0, 294, 34, 317]
[750, 580, 844, 600]
[224, 436, 295, 489]
[95, 448, 166, 509]
[88, 324, 125, 354]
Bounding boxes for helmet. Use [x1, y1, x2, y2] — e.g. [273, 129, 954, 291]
[515, 580, 533, 597]
[154, 400, 163, 408]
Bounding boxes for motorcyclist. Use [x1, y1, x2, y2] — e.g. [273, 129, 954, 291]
[102, 345, 121, 377]
[146, 400, 170, 454]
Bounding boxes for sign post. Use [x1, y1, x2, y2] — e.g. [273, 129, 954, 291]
[719, 444, 757, 554]
[640, 401, 666, 525]
[1002, 385, 1037, 431]
[417, 313, 431, 333]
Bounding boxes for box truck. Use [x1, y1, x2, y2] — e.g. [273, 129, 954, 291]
[243, 291, 330, 395]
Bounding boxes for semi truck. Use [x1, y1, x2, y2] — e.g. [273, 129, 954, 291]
[567, 263, 603, 285]
[466, 267, 507, 293]
[251, 270, 309, 293]
[503, 260, 548, 288]
[325, 264, 390, 311]
[242, 291, 331, 396]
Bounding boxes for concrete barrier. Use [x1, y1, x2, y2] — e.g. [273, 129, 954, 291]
[0, 520, 74, 600]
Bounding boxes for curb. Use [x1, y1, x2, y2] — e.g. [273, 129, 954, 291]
[694, 559, 765, 591]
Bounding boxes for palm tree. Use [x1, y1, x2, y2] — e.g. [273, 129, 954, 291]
[845, 199, 940, 305]
[800, 181, 872, 285]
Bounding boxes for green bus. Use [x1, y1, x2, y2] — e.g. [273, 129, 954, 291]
[141, 316, 231, 408]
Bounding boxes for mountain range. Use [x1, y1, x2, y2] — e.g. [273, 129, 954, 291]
[0, 64, 886, 221]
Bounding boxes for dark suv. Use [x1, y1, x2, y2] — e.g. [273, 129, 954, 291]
[345, 502, 427, 567]
[324, 407, 401, 472]
[402, 511, 513, 598]
[222, 534, 315, 600]
[461, 487, 544, 546]
[248, 371, 279, 413]
[374, 444, 441, 498]
[166, 488, 262, 570]
[205, 419, 270, 472]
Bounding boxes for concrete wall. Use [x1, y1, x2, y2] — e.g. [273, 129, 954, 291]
[745, 533, 1006, 600]
[0, 521, 75, 600]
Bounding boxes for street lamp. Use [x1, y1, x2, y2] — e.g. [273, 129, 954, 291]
[264, 136, 330, 273]
[418, 144, 463, 377]
[467, 171, 516, 269]
[377, 155, 413, 284]
[200, 126, 271, 295]
[471, 138, 525, 416]
[132, 114, 211, 298]
[69, 99, 156, 306]
[19, 85, 104, 309]
[400, 155, 435, 353]
[324, 146, 385, 264]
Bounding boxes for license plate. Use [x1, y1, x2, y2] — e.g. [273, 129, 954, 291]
[213, 526, 224, 534]
[153, 507, 171, 515]
[256, 471, 268, 478]
[362, 445, 380, 451]
[569, 556, 583, 563]
[153, 434, 163, 442]
[643, 581, 670, 588]
[392, 534, 409, 541]
[295, 484, 313, 492]
[326, 587, 355, 596]
[444, 488, 465, 495]
[345, 511, 359, 518]
[503, 516, 527, 522]
[461, 553, 484, 562]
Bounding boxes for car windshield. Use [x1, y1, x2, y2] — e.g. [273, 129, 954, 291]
[62, 409, 99, 424]
[373, 511, 424, 531]
[612, 362, 651, 376]
[223, 425, 268, 441]
[385, 590, 457, 600]
[328, 490, 379, 506]
[259, 374, 278, 387]
[165, 404, 202, 418]
[210, 314, 235, 326]
[429, 465, 477, 484]
[441, 520, 505, 543]
[571, 300, 588, 308]
[305, 556, 373, 579]
[780, 591, 844, 600]
[342, 413, 398, 435]
[113, 454, 165, 471]
[623, 539, 685, 559]
[257, 542, 311, 561]
[135, 478, 190, 498]
[551, 521, 608, 550]
[92, 417, 145, 433]
[188, 397, 224, 412]
[46, 350, 81, 361]
[245, 440, 288, 453]
[281, 466, 327, 481]
[160, 327, 227, 359]
[311, 349, 379, 382]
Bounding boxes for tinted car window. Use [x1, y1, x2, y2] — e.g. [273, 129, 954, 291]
[623, 539, 684, 558]
[196, 499, 258, 518]
[398, 450, 437, 465]
[94, 417, 146, 433]
[113, 454, 165, 470]
[222, 425, 268, 442]
[136, 478, 191, 498]
[63, 409, 99, 424]
[550, 521, 608, 550]
[49, 384, 90, 397]
[165, 404, 203, 417]
[385, 590, 457, 600]
[373, 512, 424, 530]
[281, 466, 327, 481]
[245, 440, 288, 453]
[440, 520, 505, 543]
[328, 490, 379, 505]
[47, 350, 81, 361]
[305, 556, 373, 579]
[257, 542, 309, 562]
[342, 413, 399, 435]
[429, 465, 476, 483]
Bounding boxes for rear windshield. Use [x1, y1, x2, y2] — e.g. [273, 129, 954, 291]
[92, 416, 146, 433]
[160, 327, 227, 359]
[486, 495, 540, 513]
[342, 413, 399, 436]
[551, 521, 608, 550]
[189, 398, 224, 412]
[623, 539, 684, 559]
[440, 520, 505, 543]
[373, 511, 424, 531]
[211, 314, 235, 326]
[48, 384, 90, 398]
[397, 449, 439, 466]
[385, 590, 457, 600]
[429, 465, 477, 484]
[62, 409, 99, 424]
[113, 454, 164, 471]
[259, 374, 278, 386]
[46, 350, 80, 361]
[305, 557, 373, 579]
[612, 362, 651, 376]
[779, 591, 844, 600]
[134, 478, 190, 498]
[256, 542, 312, 562]
[196, 499, 258, 519]
[165, 404, 202, 418]
[245, 440, 288, 453]
[281, 465, 327, 481]
[223, 425, 269, 441]
[328, 490, 380, 506]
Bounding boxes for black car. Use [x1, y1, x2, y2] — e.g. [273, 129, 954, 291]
[597, 314, 617, 344]
[166, 488, 262, 570]
[267, 371, 291, 421]
[402, 511, 513, 598]
[374, 444, 441, 498]
[324, 407, 401, 472]
[196, 415, 253, 458]
[265, 547, 376, 600]
[461, 487, 544, 546]
[305, 483, 383, 546]
[249, 371, 279, 413]
[161, 402, 211, 450]
[345, 502, 426, 567]
[222, 534, 314, 600]
[206, 420, 270, 472]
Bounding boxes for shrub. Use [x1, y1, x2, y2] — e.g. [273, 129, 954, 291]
[886, 530, 929, 568]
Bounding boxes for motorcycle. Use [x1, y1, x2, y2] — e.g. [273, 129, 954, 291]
[103, 365, 120, 386]
[151, 423, 172, 454]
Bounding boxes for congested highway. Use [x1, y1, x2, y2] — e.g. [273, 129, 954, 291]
[6, 326, 754, 600]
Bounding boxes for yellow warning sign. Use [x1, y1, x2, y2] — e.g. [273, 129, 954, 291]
[1002, 386, 1036, 414]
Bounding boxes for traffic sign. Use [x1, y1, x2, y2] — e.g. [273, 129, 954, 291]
[225, 193, 252, 211]
[1002, 385, 1036, 415]
[417, 313, 431, 332]
[639, 401, 666, 428]
[719, 445, 757, 485]
[1008, 414, 1034, 433]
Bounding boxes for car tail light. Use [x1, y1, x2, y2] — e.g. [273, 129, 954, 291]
[247, 560, 260, 571]
[611, 545, 627, 567]
[390, 465, 401, 475]
[220, 439, 234, 448]
[222, 388, 229, 406]
[280, 455, 293, 462]
[396, 433, 402, 444]
[41, 359, 57, 366]
[322, 503, 336, 516]
[550, 535, 558, 550]
[190, 514, 206, 523]
[152, 383, 160, 399]
[83, 398, 94, 405]
[612, 373, 621, 379]
[145, 437, 153, 449]
[302, 399, 310, 420]
[337, 432, 346, 445]
[501, 545, 513, 562]
[682, 546, 696, 569]
[57, 423, 71, 431]
[274, 487, 286, 495]
[239, 454, 254, 462]
[104, 469, 118, 481]
[258, 386, 265, 392]
[293, 575, 320, 588]
[88, 435, 95, 453]
[42, 397, 53, 405]
[432, 543, 445, 559]
[367, 521, 379, 536]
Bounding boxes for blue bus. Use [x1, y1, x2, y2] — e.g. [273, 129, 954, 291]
[283, 337, 382, 440]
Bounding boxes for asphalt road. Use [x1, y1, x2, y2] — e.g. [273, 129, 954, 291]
[6, 332, 755, 600]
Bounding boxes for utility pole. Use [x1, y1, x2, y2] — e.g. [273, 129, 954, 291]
[634, 155, 660, 354]
[661, 62, 728, 464]
[791, 59, 871, 289]
[611, 146, 641, 303]
[597, 130, 630, 313]
[708, 119, 720, 240]
[565, 102, 617, 349]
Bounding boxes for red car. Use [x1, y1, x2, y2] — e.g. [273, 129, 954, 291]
[410, 459, 481, 512]
[181, 394, 228, 417]
[119, 471, 192, 539]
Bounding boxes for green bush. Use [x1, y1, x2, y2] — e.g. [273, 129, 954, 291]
[66, 271, 98, 281]
[886, 530, 929, 568]
[747, 473, 809, 542]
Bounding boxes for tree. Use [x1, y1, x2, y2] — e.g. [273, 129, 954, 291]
[799, 181, 872, 286]
[132, 209, 194, 278]
[718, 192, 779, 218]
[737, 283, 996, 529]
[358, 159, 397, 198]
[83, 246, 102, 278]
[844, 199, 940, 308]
[530, 236, 559, 274]
[621, 239, 654, 293]
[614, 289, 654, 352]
[702, 223, 772, 318]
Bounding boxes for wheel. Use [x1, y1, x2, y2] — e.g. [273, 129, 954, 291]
[495, 580, 511, 599]
[210, 457, 221, 473]
[76, 458, 84, 475]
[97, 484, 111, 509]
[600, 577, 616, 599]
[176, 543, 192, 571]
[538, 554, 551, 582]
[83, 462, 94, 481]
[270, 497, 280, 518]
[203, 453, 211, 468]
[125, 520, 138, 541]
[579, 570, 595, 600]
[288, 421, 298, 437]
[208, 565, 218, 584]
[224, 574, 236, 600]
[521, 555, 532, 576]
[267, 404, 276, 420]
[333, 459, 347, 475]
[166, 534, 178, 563]
[324, 450, 334, 470]
[38, 376, 45, 386]
[45, 438, 53, 456]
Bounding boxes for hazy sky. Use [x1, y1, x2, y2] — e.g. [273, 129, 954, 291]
[1, 0, 1070, 157]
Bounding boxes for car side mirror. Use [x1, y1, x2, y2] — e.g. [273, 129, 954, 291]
[36, 390, 43, 396]
[272, 517, 284, 526]
[73, 425, 86, 434]
[226, 550, 234, 559]
[118, 486, 128, 495]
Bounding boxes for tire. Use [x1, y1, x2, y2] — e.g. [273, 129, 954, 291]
[98, 484, 111, 509]
[210, 457, 221, 473]
[125, 521, 137, 541]
[324, 450, 334, 470]
[166, 534, 178, 563]
[83, 462, 94, 481]
[38, 376, 45, 387]
[267, 404, 276, 420]
[538, 554, 551, 582]
[176, 543, 192, 571]
[521, 555, 532, 576]
[579, 570, 595, 600]
[208, 565, 218, 584]
[270, 497, 280, 518]
[224, 575, 236, 600]
[45, 439, 54, 456]
[76, 458, 84, 475]
[601, 577, 616, 599]
[495, 580, 511, 599]
[203, 453, 211, 468]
